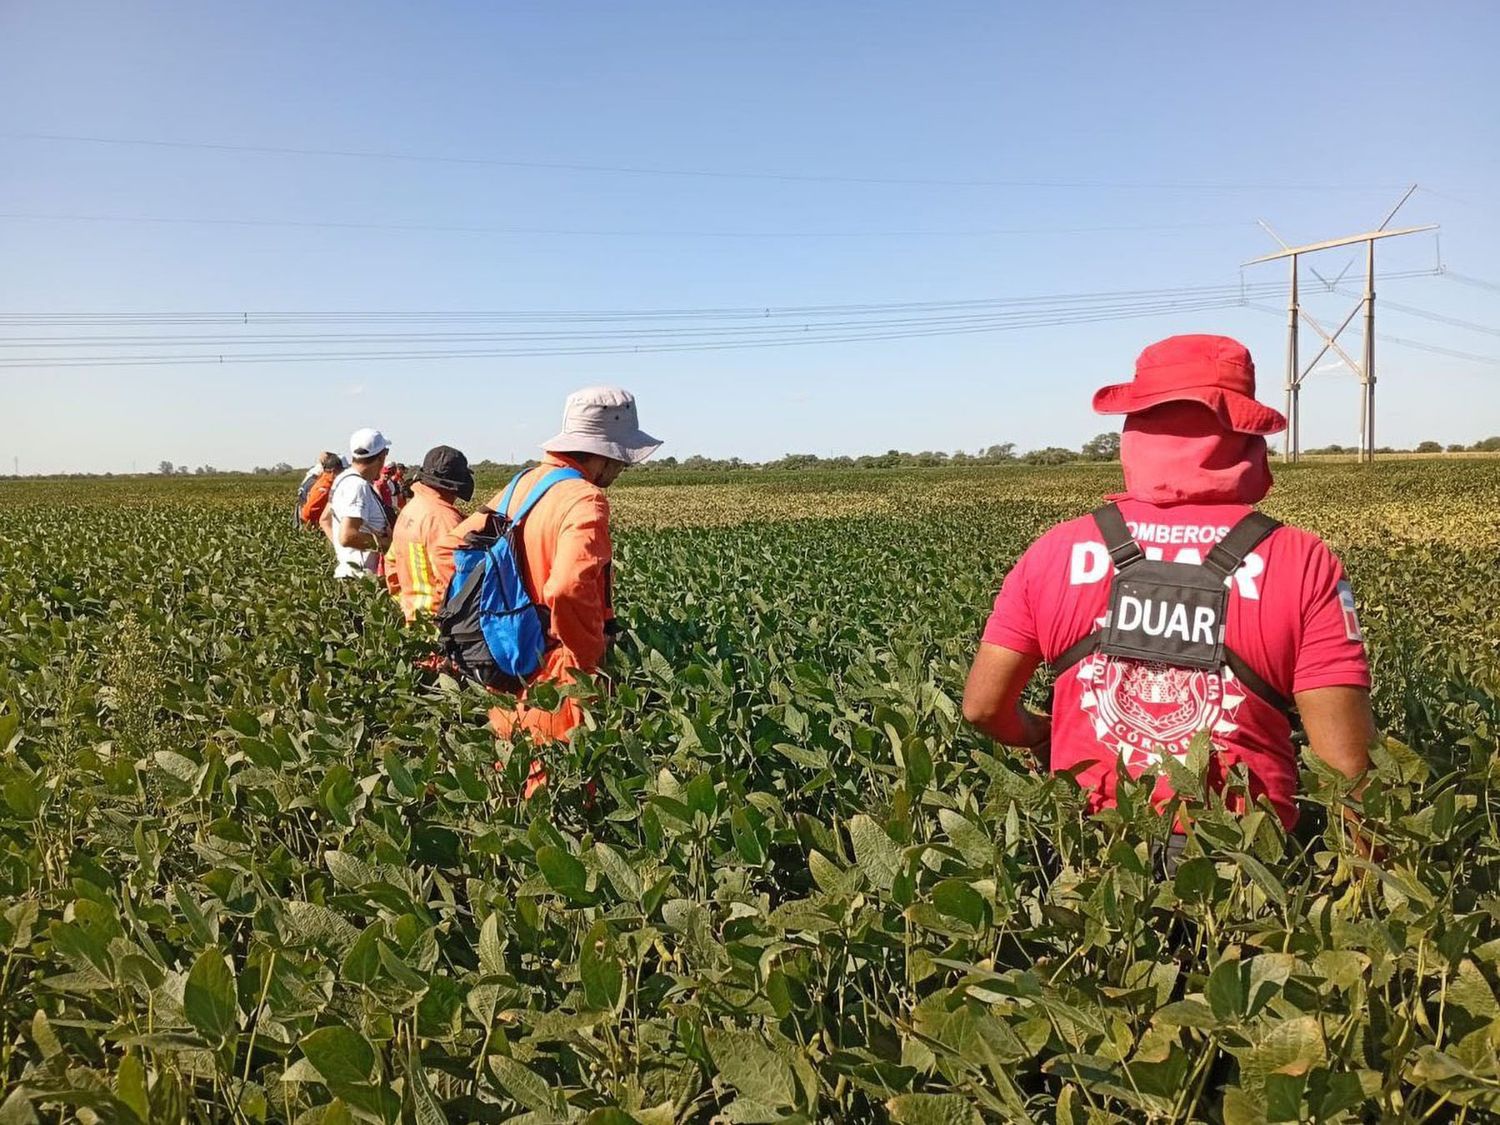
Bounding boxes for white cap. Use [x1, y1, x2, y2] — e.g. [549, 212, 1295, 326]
[349, 428, 390, 461]
[541, 386, 661, 465]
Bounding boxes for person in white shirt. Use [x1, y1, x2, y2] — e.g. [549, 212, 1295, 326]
[320, 428, 394, 578]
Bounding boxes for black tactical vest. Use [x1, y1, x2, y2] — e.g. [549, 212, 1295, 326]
[1051, 503, 1293, 715]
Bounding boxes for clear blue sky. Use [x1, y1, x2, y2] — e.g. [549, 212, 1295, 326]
[1, 1, 1497, 474]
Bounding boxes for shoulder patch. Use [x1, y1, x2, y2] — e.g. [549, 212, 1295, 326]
[1336, 580, 1363, 642]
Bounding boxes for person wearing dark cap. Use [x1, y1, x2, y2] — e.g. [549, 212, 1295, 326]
[385, 445, 475, 621]
[962, 335, 1376, 855]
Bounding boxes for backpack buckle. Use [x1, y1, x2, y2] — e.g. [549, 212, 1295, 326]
[1108, 539, 1146, 570]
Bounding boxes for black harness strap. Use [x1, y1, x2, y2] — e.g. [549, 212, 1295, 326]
[1092, 502, 1146, 570]
[1052, 632, 1099, 676]
[1203, 511, 1281, 579]
[1224, 648, 1294, 715]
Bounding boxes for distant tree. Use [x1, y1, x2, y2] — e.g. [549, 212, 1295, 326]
[176, 465, 191, 475]
[1023, 446, 1076, 466]
[270, 461, 295, 473]
[981, 443, 1017, 462]
[1472, 436, 1500, 452]
[1416, 441, 1443, 454]
[1447, 443, 1467, 453]
[194, 465, 218, 475]
[158, 460, 175, 475]
[1081, 432, 1122, 461]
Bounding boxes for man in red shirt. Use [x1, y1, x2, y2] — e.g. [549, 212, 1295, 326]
[963, 335, 1376, 833]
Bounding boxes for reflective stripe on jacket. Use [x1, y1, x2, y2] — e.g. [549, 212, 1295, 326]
[385, 481, 463, 620]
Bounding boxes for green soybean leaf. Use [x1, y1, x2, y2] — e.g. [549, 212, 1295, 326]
[1208, 958, 1248, 1022]
[536, 845, 589, 901]
[341, 921, 384, 986]
[478, 912, 506, 976]
[685, 771, 717, 818]
[705, 1028, 798, 1109]
[299, 1024, 375, 1087]
[593, 842, 643, 902]
[931, 879, 987, 928]
[184, 948, 237, 1043]
[886, 1092, 984, 1125]
[731, 807, 765, 864]
[848, 814, 901, 891]
[486, 1055, 557, 1113]
[407, 1050, 450, 1125]
[580, 920, 624, 1012]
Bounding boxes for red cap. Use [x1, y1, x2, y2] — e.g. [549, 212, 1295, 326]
[1092, 334, 1287, 436]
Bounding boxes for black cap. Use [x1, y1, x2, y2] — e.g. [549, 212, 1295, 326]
[418, 445, 474, 501]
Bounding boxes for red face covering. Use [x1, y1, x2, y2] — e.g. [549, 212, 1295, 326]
[1113, 401, 1273, 506]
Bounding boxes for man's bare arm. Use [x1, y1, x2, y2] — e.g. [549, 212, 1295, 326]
[962, 642, 1050, 756]
[1296, 685, 1377, 782]
[337, 515, 390, 553]
[1296, 685, 1380, 850]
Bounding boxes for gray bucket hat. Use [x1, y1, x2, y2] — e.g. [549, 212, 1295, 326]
[541, 386, 662, 465]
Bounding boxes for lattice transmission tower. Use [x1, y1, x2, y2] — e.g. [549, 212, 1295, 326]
[1244, 186, 1437, 463]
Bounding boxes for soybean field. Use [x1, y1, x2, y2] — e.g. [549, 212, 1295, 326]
[1, 461, 1498, 1124]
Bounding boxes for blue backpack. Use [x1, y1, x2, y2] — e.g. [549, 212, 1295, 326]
[435, 466, 582, 691]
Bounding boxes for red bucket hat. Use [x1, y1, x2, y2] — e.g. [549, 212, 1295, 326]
[1092, 334, 1287, 436]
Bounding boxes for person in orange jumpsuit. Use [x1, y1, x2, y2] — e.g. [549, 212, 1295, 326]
[298, 452, 343, 528]
[385, 445, 474, 621]
[441, 386, 661, 795]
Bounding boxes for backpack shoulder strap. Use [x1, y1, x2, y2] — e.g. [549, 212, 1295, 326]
[494, 470, 528, 520]
[1203, 511, 1282, 579]
[510, 466, 585, 526]
[1090, 502, 1146, 570]
[328, 468, 360, 504]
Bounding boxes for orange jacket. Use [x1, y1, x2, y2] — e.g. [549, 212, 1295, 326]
[299, 471, 336, 527]
[385, 482, 464, 620]
[441, 453, 613, 743]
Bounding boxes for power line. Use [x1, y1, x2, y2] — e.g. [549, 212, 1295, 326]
[0, 130, 1409, 193]
[1246, 303, 1500, 369]
[0, 209, 1258, 241]
[0, 273, 1440, 329]
[1378, 336, 1500, 366]
[1444, 270, 1500, 294]
[0, 294, 1259, 368]
[0, 296, 1266, 349]
[1, 271, 1458, 370]
[1349, 295, 1500, 339]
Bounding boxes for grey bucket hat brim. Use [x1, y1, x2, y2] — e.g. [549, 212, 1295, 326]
[541, 429, 662, 465]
